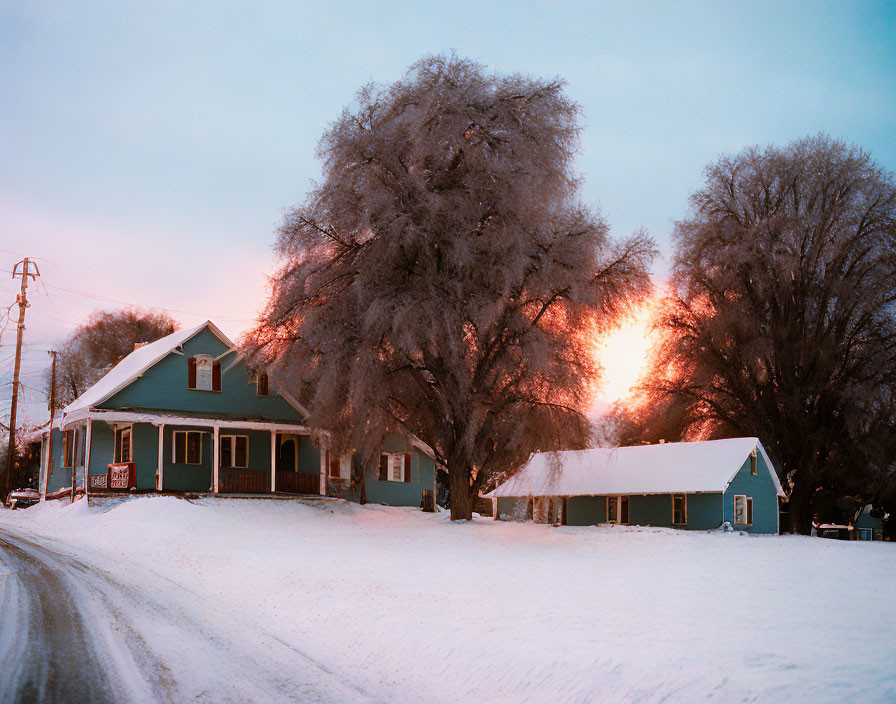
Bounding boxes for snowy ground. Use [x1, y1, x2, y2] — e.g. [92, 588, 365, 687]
[0, 497, 893, 704]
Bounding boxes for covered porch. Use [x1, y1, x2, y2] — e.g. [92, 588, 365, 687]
[61, 409, 326, 497]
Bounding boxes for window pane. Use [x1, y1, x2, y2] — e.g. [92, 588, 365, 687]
[195, 356, 213, 390]
[188, 432, 202, 464]
[174, 432, 185, 464]
[220, 436, 232, 467]
[235, 436, 248, 468]
[121, 430, 131, 463]
[391, 454, 402, 481]
[608, 497, 617, 522]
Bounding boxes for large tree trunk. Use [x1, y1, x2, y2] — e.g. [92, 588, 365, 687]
[359, 466, 367, 505]
[787, 482, 815, 535]
[448, 466, 474, 521]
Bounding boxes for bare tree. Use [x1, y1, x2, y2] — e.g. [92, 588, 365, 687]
[618, 135, 896, 533]
[47, 308, 177, 408]
[248, 54, 655, 519]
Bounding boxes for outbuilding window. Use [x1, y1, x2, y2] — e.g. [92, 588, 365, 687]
[378, 453, 411, 482]
[173, 430, 203, 465]
[188, 354, 221, 391]
[607, 496, 629, 524]
[114, 426, 132, 463]
[750, 449, 758, 475]
[220, 435, 248, 469]
[673, 494, 687, 524]
[734, 494, 752, 525]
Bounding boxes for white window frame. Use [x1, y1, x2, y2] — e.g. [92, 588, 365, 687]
[734, 494, 748, 525]
[672, 493, 687, 525]
[193, 354, 215, 391]
[172, 430, 204, 465]
[114, 425, 133, 464]
[327, 452, 352, 480]
[220, 434, 249, 469]
[382, 452, 409, 482]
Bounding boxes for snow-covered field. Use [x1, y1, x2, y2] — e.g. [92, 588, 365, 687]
[1, 497, 893, 703]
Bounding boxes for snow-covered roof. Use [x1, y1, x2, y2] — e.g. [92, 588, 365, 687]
[485, 438, 784, 498]
[63, 321, 233, 415]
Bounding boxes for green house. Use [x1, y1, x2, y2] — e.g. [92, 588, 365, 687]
[34, 321, 436, 508]
[485, 438, 784, 534]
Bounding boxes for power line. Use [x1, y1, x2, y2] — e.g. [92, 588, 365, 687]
[40, 279, 256, 322]
[31, 310, 82, 326]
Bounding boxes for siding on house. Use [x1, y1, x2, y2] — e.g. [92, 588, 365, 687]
[566, 496, 607, 525]
[161, 425, 213, 492]
[338, 435, 435, 507]
[87, 422, 114, 479]
[686, 493, 725, 530]
[44, 426, 86, 494]
[498, 492, 725, 530]
[722, 451, 779, 534]
[295, 434, 321, 475]
[98, 328, 303, 422]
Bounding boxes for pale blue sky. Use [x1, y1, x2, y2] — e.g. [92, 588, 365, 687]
[1, 0, 894, 422]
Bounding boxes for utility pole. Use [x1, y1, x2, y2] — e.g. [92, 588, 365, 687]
[4, 258, 39, 502]
[44, 350, 57, 501]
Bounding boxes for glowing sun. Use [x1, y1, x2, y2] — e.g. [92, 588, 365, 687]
[593, 303, 657, 407]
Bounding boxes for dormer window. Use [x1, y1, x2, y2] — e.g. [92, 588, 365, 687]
[188, 354, 221, 391]
[256, 372, 269, 396]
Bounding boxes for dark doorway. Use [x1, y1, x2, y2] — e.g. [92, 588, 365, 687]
[276, 436, 297, 472]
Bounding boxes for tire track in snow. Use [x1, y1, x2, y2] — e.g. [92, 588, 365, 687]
[0, 527, 379, 704]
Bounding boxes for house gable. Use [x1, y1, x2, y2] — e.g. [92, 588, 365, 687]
[722, 450, 779, 533]
[98, 326, 303, 423]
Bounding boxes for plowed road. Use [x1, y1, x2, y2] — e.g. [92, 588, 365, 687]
[0, 527, 374, 703]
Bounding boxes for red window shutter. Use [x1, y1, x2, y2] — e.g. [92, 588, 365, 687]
[212, 361, 221, 391]
[403, 453, 412, 482]
[378, 454, 388, 481]
[747, 498, 754, 525]
[188, 357, 197, 389]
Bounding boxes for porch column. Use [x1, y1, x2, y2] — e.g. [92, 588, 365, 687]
[212, 425, 220, 493]
[40, 436, 49, 501]
[270, 431, 276, 493]
[319, 447, 326, 495]
[156, 424, 165, 491]
[83, 420, 92, 501]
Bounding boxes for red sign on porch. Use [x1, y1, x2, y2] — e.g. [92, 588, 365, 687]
[107, 462, 136, 490]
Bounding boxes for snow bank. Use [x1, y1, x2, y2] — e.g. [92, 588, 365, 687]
[2, 497, 893, 703]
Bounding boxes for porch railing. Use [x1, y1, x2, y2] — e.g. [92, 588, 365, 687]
[275, 471, 320, 495]
[220, 470, 270, 494]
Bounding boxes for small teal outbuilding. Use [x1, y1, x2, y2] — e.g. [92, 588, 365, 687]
[485, 438, 784, 534]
